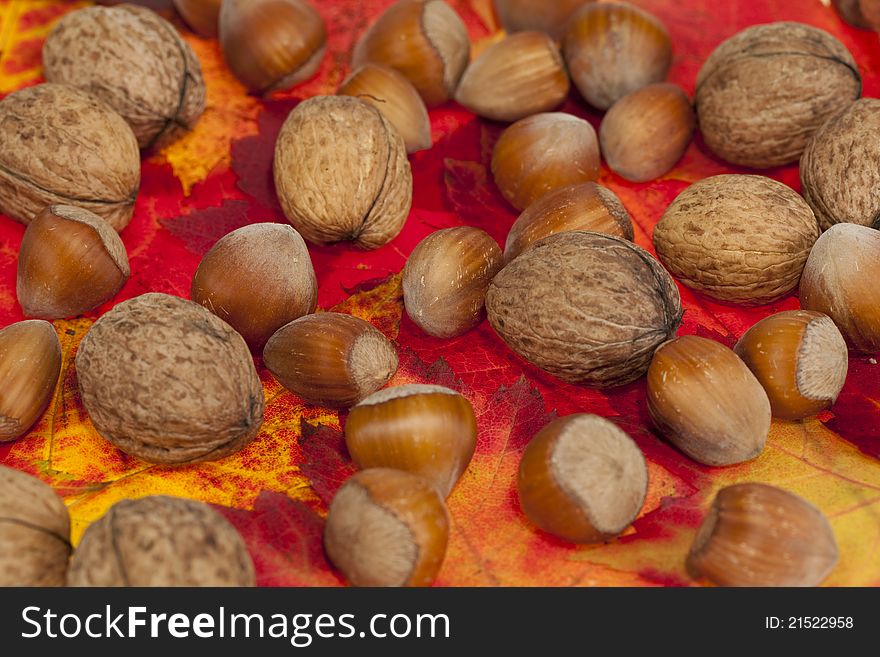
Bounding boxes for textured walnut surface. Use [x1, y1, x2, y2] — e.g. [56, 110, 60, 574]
[0, 83, 140, 230]
[75, 293, 264, 464]
[67, 495, 254, 586]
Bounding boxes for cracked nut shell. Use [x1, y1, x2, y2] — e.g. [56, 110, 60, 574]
[75, 293, 265, 465]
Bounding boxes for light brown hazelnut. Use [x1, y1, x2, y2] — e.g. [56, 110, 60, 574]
[493, 0, 596, 39]
[174, 0, 221, 37]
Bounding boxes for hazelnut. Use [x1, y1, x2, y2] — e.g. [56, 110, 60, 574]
[653, 174, 819, 306]
[191, 223, 317, 350]
[0, 466, 71, 586]
[43, 4, 206, 149]
[174, 0, 221, 37]
[599, 83, 695, 183]
[504, 183, 633, 263]
[518, 414, 647, 544]
[67, 495, 255, 586]
[352, 0, 470, 107]
[491, 112, 600, 212]
[345, 384, 477, 498]
[0, 84, 140, 232]
[324, 468, 449, 587]
[263, 312, 398, 408]
[493, 0, 596, 39]
[338, 63, 432, 153]
[695, 22, 860, 168]
[273, 96, 413, 249]
[800, 98, 880, 232]
[454, 31, 570, 123]
[832, 0, 874, 28]
[647, 335, 771, 466]
[688, 483, 838, 587]
[75, 293, 265, 465]
[219, 0, 326, 94]
[800, 223, 880, 354]
[402, 226, 503, 338]
[17, 205, 130, 320]
[563, 3, 672, 110]
[734, 311, 848, 421]
[486, 231, 682, 387]
[0, 320, 62, 442]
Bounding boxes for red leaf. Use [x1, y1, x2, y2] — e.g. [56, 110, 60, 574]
[298, 419, 357, 507]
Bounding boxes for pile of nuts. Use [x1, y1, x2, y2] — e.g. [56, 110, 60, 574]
[1, 0, 877, 588]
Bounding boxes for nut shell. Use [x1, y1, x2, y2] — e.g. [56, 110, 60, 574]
[695, 22, 861, 168]
[191, 223, 317, 350]
[687, 483, 838, 587]
[263, 312, 398, 407]
[403, 226, 503, 338]
[563, 3, 672, 111]
[324, 468, 449, 587]
[174, 0, 221, 37]
[646, 336, 771, 466]
[273, 95, 413, 249]
[494, 0, 596, 39]
[17, 205, 130, 320]
[75, 293, 265, 464]
[487, 231, 682, 387]
[653, 174, 819, 305]
[67, 495, 255, 586]
[801, 98, 880, 232]
[0, 320, 62, 442]
[454, 31, 570, 123]
[492, 112, 600, 212]
[0, 465, 71, 586]
[0, 84, 140, 231]
[43, 5, 206, 149]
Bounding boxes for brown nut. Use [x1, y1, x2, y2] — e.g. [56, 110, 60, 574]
[17, 205, 130, 320]
[43, 4, 206, 149]
[454, 31, 570, 123]
[402, 227, 503, 338]
[0, 465, 71, 586]
[695, 22, 861, 169]
[800, 223, 880, 354]
[191, 223, 317, 350]
[220, 0, 326, 94]
[563, 3, 672, 111]
[345, 384, 477, 498]
[75, 293, 265, 464]
[647, 335, 771, 466]
[600, 83, 695, 183]
[274, 95, 412, 249]
[504, 183, 632, 263]
[263, 312, 398, 408]
[518, 414, 647, 544]
[801, 99, 880, 232]
[352, 0, 470, 107]
[493, 0, 596, 39]
[324, 468, 449, 587]
[338, 63, 432, 153]
[491, 112, 600, 211]
[0, 84, 140, 231]
[653, 174, 820, 306]
[67, 495, 255, 586]
[734, 311, 848, 421]
[688, 483, 838, 587]
[0, 320, 62, 442]
[487, 231, 682, 387]
[833, 0, 874, 28]
[174, 0, 221, 37]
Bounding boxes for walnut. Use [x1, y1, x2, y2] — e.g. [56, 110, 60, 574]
[43, 4, 206, 149]
[654, 174, 819, 305]
[486, 231, 682, 387]
[75, 293, 264, 465]
[67, 495, 254, 586]
[695, 22, 860, 168]
[801, 98, 880, 232]
[0, 83, 140, 231]
[274, 95, 412, 249]
[0, 465, 70, 586]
